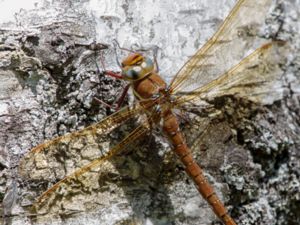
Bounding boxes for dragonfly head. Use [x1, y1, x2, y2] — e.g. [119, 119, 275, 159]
[121, 53, 154, 81]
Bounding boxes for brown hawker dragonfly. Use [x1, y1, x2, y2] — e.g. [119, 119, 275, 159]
[20, 0, 287, 224]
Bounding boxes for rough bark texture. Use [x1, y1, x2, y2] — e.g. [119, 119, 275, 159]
[0, 0, 299, 225]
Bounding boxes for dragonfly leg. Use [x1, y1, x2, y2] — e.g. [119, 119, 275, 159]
[97, 50, 129, 110]
[98, 49, 123, 79]
[112, 39, 135, 68]
[94, 83, 130, 110]
[114, 83, 130, 110]
[104, 70, 123, 79]
[152, 45, 159, 73]
[113, 39, 135, 53]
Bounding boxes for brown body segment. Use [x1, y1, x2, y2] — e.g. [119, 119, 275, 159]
[132, 72, 237, 225]
[133, 72, 167, 99]
[163, 111, 237, 225]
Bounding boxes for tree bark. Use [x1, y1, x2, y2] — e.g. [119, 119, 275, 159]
[0, 0, 299, 225]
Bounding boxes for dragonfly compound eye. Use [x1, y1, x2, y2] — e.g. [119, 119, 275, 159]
[123, 68, 139, 80]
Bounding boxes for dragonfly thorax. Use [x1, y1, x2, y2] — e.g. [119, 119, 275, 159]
[121, 53, 154, 81]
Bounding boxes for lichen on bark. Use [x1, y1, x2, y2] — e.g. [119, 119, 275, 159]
[0, 0, 300, 225]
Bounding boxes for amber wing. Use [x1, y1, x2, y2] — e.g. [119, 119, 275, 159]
[32, 122, 150, 212]
[175, 41, 287, 107]
[170, 0, 273, 94]
[20, 104, 146, 182]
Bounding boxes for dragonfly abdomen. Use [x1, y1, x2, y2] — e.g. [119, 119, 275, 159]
[162, 111, 237, 225]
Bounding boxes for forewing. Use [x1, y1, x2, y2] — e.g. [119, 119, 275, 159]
[175, 41, 287, 106]
[19, 104, 146, 182]
[170, 0, 273, 94]
[31, 122, 150, 214]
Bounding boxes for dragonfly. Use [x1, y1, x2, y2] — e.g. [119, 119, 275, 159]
[19, 0, 287, 224]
